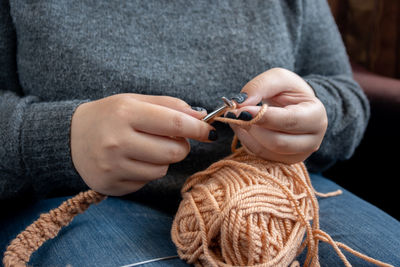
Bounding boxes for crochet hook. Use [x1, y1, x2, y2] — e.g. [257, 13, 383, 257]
[202, 96, 235, 123]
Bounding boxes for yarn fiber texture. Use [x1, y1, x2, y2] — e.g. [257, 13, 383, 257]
[2, 105, 394, 267]
[171, 148, 313, 266]
[3, 190, 107, 267]
[171, 146, 394, 267]
[171, 107, 393, 267]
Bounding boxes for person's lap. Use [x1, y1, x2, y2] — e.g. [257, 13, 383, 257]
[1, 174, 399, 267]
[0, 195, 187, 267]
[299, 174, 400, 266]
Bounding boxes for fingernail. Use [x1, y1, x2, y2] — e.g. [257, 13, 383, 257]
[257, 101, 263, 106]
[208, 130, 218, 141]
[225, 112, 237, 119]
[192, 106, 206, 112]
[231, 93, 248, 104]
[238, 111, 252, 121]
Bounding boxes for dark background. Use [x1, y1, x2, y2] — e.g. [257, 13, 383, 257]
[325, 0, 400, 220]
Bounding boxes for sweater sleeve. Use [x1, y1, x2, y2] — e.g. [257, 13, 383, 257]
[295, 0, 370, 172]
[0, 0, 88, 200]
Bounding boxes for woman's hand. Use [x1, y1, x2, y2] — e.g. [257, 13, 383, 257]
[228, 68, 328, 164]
[70, 93, 215, 196]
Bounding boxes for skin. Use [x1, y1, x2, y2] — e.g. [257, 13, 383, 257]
[228, 68, 328, 164]
[70, 93, 214, 196]
[70, 68, 328, 196]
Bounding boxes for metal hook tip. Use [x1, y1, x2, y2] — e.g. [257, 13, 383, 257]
[221, 97, 234, 108]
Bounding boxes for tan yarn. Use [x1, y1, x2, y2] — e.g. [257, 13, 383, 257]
[171, 148, 393, 267]
[171, 105, 394, 267]
[3, 190, 106, 267]
[2, 104, 394, 267]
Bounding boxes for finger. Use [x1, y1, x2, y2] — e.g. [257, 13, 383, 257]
[127, 94, 206, 119]
[114, 180, 148, 196]
[145, 96, 207, 119]
[118, 158, 169, 182]
[131, 101, 215, 141]
[236, 68, 315, 107]
[98, 158, 169, 196]
[123, 131, 190, 164]
[247, 125, 321, 155]
[235, 102, 326, 134]
[232, 126, 310, 164]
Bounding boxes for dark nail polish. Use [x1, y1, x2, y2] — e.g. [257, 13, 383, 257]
[238, 111, 253, 121]
[225, 112, 237, 119]
[192, 106, 206, 112]
[208, 130, 218, 141]
[257, 101, 263, 106]
[231, 93, 248, 104]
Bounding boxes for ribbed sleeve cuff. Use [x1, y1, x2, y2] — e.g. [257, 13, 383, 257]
[303, 76, 339, 172]
[303, 74, 370, 172]
[303, 76, 338, 133]
[20, 100, 89, 197]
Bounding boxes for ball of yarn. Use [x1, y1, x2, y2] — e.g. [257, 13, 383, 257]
[171, 148, 318, 267]
[3, 103, 392, 267]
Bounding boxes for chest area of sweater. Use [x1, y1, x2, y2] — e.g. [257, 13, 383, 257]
[10, 0, 297, 107]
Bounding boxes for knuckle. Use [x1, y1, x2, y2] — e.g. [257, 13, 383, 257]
[197, 125, 210, 141]
[171, 114, 185, 135]
[159, 96, 190, 110]
[312, 140, 322, 152]
[270, 136, 289, 153]
[248, 143, 264, 156]
[312, 144, 320, 152]
[171, 97, 190, 108]
[246, 77, 263, 92]
[320, 116, 328, 130]
[283, 112, 298, 130]
[315, 101, 328, 130]
[96, 138, 121, 172]
[98, 163, 112, 174]
[96, 158, 114, 175]
[168, 146, 187, 162]
[101, 137, 121, 152]
[137, 163, 169, 181]
[114, 99, 134, 120]
[154, 165, 169, 178]
[270, 67, 287, 77]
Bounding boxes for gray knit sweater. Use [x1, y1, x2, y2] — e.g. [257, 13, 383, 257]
[0, 0, 369, 204]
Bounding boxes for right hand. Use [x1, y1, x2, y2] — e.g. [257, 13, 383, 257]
[70, 93, 215, 196]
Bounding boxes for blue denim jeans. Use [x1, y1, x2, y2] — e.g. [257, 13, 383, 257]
[1, 174, 399, 267]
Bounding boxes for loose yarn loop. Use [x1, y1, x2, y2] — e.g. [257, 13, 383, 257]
[171, 149, 315, 267]
[171, 105, 393, 267]
[2, 104, 394, 267]
[171, 148, 392, 267]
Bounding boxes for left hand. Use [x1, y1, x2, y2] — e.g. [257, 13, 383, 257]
[227, 68, 328, 164]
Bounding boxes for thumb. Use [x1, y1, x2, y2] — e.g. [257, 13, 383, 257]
[235, 70, 282, 108]
[236, 68, 313, 108]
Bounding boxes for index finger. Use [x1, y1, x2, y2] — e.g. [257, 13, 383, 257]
[236, 103, 324, 134]
[131, 101, 216, 142]
[126, 94, 207, 119]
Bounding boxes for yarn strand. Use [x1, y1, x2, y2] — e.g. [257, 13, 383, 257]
[171, 104, 394, 267]
[3, 104, 394, 267]
[3, 190, 106, 267]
